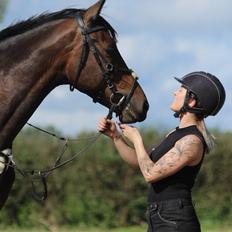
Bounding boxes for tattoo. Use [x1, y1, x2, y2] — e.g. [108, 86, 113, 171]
[175, 135, 200, 159]
[140, 158, 156, 176]
[138, 135, 202, 182]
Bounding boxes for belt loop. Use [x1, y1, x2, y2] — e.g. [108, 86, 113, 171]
[178, 199, 183, 209]
[152, 202, 158, 211]
[148, 202, 158, 212]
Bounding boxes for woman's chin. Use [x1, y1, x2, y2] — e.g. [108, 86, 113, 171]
[170, 105, 175, 112]
[170, 104, 180, 112]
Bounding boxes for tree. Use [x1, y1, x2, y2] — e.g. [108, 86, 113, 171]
[0, 0, 9, 22]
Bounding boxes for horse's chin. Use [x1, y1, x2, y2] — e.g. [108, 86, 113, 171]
[119, 110, 145, 124]
[119, 115, 136, 124]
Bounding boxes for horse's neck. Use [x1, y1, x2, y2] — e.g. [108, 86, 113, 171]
[0, 20, 77, 150]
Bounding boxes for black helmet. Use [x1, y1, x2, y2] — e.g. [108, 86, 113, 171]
[174, 71, 226, 118]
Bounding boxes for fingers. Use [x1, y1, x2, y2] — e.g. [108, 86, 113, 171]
[118, 123, 135, 133]
[97, 119, 108, 132]
[118, 123, 128, 130]
[97, 117, 114, 132]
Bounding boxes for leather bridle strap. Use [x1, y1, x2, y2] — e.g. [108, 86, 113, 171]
[69, 13, 107, 91]
[71, 13, 139, 119]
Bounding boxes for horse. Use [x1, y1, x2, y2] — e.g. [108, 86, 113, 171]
[0, 0, 149, 209]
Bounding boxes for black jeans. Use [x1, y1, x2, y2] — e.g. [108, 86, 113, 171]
[146, 199, 201, 232]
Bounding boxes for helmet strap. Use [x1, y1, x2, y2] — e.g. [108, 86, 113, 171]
[173, 90, 206, 118]
[173, 90, 191, 118]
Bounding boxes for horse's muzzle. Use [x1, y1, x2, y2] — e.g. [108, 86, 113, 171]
[119, 98, 149, 123]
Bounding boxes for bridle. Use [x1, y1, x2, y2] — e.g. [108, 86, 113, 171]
[0, 14, 140, 202]
[70, 13, 138, 120]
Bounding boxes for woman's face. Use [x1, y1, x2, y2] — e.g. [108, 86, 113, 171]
[170, 86, 187, 112]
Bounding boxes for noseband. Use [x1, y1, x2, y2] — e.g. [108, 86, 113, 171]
[70, 13, 138, 119]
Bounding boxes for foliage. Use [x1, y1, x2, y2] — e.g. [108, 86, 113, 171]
[193, 130, 232, 223]
[0, 0, 9, 22]
[0, 126, 231, 229]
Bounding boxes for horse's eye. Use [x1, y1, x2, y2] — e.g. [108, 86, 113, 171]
[106, 47, 115, 55]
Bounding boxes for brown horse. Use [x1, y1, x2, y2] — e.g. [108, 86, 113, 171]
[0, 0, 149, 208]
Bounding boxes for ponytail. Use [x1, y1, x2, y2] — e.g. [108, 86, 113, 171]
[196, 119, 215, 153]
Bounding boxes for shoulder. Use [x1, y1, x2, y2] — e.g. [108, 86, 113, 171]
[174, 134, 204, 165]
[176, 134, 203, 147]
[165, 128, 176, 137]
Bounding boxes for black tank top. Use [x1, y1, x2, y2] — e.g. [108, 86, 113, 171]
[148, 125, 206, 203]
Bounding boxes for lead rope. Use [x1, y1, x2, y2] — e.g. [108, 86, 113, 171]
[0, 106, 115, 201]
[26, 106, 116, 201]
[0, 123, 103, 201]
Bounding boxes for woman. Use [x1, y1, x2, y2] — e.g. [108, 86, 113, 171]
[97, 71, 226, 232]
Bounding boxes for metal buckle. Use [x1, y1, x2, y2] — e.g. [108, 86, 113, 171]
[131, 70, 139, 80]
[110, 92, 125, 107]
[106, 63, 114, 72]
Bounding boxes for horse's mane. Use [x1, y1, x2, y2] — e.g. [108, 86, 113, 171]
[0, 8, 117, 42]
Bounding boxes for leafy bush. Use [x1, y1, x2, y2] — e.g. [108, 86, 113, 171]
[0, 126, 231, 228]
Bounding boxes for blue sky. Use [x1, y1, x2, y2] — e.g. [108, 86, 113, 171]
[0, 0, 231, 135]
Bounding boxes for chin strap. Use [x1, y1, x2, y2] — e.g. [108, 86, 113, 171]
[174, 90, 206, 118]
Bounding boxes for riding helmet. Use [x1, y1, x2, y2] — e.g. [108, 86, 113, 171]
[174, 71, 226, 117]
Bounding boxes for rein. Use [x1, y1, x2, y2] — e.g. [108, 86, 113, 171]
[2, 123, 102, 201]
[70, 13, 138, 120]
[6, 98, 124, 201]
[0, 13, 139, 202]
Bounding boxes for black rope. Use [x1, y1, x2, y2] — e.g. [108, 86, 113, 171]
[26, 123, 66, 140]
[26, 122, 99, 142]
[0, 10, 138, 201]
[5, 122, 103, 201]
[34, 133, 101, 174]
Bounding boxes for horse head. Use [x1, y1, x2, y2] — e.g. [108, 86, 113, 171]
[0, 0, 149, 210]
[64, 0, 149, 123]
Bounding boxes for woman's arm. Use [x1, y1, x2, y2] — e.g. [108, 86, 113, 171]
[98, 118, 139, 169]
[112, 134, 139, 169]
[134, 134, 203, 183]
[119, 124, 203, 183]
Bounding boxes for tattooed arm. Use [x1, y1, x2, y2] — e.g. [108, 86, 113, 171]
[133, 134, 204, 183]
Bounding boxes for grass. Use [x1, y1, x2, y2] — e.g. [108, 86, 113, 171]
[0, 226, 147, 232]
[0, 225, 232, 232]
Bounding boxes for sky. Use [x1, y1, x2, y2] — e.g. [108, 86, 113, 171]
[0, 0, 231, 135]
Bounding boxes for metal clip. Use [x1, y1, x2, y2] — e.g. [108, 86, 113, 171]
[131, 71, 139, 80]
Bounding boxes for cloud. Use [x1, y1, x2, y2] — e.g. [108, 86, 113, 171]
[108, 0, 232, 35]
[28, 108, 106, 136]
[1, 0, 231, 133]
[51, 86, 68, 99]
[117, 34, 171, 72]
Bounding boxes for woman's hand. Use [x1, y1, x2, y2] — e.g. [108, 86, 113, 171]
[118, 124, 142, 144]
[97, 117, 119, 139]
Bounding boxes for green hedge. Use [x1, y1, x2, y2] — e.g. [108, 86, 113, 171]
[0, 127, 231, 228]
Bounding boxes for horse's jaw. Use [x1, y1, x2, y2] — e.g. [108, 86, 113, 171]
[119, 107, 148, 124]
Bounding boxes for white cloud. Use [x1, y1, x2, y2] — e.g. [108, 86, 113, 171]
[117, 34, 176, 74]
[107, 0, 232, 37]
[51, 86, 68, 99]
[28, 108, 105, 136]
[1, 0, 231, 133]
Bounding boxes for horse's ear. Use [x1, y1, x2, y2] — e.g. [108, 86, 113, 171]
[84, 0, 105, 23]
